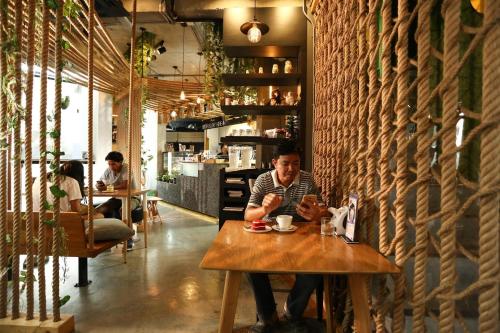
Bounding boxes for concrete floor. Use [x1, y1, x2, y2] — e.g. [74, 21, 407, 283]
[55, 203, 286, 333]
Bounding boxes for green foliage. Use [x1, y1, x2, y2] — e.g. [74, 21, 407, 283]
[124, 31, 157, 77]
[202, 22, 225, 110]
[42, 200, 54, 211]
[63, 0, 81, 19]
[61, 96, 70, 110]
[45, 0, 59, 10]
[59, 295, 71, 307]
[5, 233, 11, 244]
[50, 185, 67, 199]
[42, 219, 55, 227]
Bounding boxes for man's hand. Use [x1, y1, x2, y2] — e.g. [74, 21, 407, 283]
[296, 201, 320, 222]
[262, 193, 283, 215]
[96, 181, 106, 191]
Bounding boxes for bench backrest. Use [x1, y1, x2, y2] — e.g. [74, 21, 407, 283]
[6, 211, 90, 257]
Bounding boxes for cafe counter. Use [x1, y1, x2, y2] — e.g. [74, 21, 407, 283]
[157, 162, 228, 217]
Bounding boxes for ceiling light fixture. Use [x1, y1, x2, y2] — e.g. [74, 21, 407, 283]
[156, 40, 166, 55]
[240, 0, 269, 43]
[180, 23, 186, 101]
[170, 110, 177, 118]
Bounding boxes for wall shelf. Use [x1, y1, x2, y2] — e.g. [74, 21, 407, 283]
[221, 105, 298, 116]
[222, 73, 301, 86]
[221, 136, 289, 145]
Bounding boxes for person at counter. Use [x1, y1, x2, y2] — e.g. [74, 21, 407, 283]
[216, 143, 228, 158]
[244, 140, 330, 332]
[95, 151, 134, 219]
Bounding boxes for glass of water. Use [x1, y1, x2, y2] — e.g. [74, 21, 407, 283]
[321, 217, 334, 236]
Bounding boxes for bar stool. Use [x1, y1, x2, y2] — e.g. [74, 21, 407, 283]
[147, 196, 163, 223]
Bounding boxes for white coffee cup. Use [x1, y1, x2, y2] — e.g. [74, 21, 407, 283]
[276, 215, 292, 230]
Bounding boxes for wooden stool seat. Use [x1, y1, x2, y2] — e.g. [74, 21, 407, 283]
[147, 196, 163, 223]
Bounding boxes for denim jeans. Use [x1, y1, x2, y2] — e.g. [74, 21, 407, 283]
[247, 273, 323, 321]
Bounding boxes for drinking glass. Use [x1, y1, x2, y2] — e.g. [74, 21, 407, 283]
[321, 217, 334, 236]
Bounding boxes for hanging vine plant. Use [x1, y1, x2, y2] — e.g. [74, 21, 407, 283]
[124, 30, 157, 77]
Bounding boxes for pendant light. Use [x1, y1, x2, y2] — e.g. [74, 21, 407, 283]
[196, 51, 203, 104]
[240, 0, 269, 43]
[180, 23, 186, 100]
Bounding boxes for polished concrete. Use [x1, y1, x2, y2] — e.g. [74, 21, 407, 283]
[54, 203, 290, 333]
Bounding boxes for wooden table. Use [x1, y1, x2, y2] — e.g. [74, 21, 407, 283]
[200, 221, 399, 333]
[92, 188, 149, 248]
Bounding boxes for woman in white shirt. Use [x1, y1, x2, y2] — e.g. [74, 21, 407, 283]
[32, 160, 85, 213]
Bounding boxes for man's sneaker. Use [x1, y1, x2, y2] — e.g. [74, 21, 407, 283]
[127, 239, 134, 250]
[248, 321, 277, 333]
[249, 312, 280, 333]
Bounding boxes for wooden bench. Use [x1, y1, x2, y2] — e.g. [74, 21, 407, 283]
[7, 212, 129, 287]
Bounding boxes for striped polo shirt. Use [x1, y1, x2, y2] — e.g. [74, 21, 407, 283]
[247, 170, 323, 221]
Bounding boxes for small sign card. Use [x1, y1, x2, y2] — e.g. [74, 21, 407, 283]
[342, 193, 359, 244]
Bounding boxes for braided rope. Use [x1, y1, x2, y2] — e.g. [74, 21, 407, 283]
[393, 0, 410, 330]
[0, 0, 8, 319]
[87, 0, 95, 249]
[439, 1, 460, 331]
[51, 0, 63, 322]
[124, 0, 137, 260]
[24, 0, 36, 320]
[11, 0, 23, 319]
[412, 5, 432, 329]
[37, 0, 50, 321]
[478, 1, 499, 332]
[378, 0, 392, 255]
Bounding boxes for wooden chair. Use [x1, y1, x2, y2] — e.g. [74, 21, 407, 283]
[147, 196, 163, 223]
[7, 211, 130, 287]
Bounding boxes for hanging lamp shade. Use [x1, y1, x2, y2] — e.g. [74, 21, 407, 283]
[180, 90, 186, 100]
[240, 0, 269, 43]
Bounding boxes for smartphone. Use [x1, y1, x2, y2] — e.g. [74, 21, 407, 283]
[302, 194, 317, 205]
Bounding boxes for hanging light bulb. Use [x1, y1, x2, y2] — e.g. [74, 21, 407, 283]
[170, 110, 177, 118]
[180, 23, 186, 101]
[196, 96, 202, 104]
[247, 23, 262, 43]
[240, 0, 269, 44]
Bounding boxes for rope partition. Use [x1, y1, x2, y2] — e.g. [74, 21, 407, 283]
[0, 0, 8, 320]
[51, 0, 63, 322]
[478, 1, 499, 332]
[87, 0, 95, 250]
[11, 0, 23, 319]
[24, 0, 36, 320]
[37, 0, 50, 321]
[311, 0, 499, 331]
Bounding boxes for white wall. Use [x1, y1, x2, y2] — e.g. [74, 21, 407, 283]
[142, 109, 158, 191]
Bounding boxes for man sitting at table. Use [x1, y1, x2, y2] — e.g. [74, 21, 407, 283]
[95, 151, 134, 219]
[244, 140, 330, 333]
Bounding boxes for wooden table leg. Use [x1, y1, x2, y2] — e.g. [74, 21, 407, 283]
[348, 274, 370, 333]
[218, 271, 242, 333]
[324, 274, 334, 333]
[142, 193, 148, 248]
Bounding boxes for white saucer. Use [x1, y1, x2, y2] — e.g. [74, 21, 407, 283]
[243, 225, 272, 233]
[272, 225, 297, 233]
